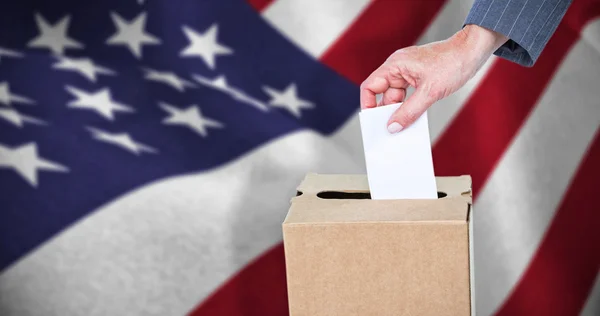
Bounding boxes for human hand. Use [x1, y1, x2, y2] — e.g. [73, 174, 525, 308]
[360, 24, 508, 133]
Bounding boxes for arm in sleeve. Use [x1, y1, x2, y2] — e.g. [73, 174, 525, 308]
[464, 0, 573, 67]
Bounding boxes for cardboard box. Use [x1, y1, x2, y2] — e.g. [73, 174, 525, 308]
[282, 173, 474, 316]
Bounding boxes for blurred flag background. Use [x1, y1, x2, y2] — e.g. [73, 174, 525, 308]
[0, 0, 598, 315]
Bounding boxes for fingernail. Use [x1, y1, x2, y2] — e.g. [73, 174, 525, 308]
[387, 122, 403, 134]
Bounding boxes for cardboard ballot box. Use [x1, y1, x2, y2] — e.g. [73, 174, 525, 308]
[282, 173, 474, 316]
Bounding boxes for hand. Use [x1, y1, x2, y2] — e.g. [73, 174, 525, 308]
[359, 24, 508, 133]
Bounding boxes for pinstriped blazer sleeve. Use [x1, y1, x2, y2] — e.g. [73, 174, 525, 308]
[464, 0, 573, 67]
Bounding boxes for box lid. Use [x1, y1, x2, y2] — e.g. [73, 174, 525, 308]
[284, 173, 472, 224]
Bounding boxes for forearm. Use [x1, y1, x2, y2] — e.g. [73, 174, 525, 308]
[464, 0, 573, 67]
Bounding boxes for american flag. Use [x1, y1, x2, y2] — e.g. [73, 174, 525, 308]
[0, 0, 598, 315]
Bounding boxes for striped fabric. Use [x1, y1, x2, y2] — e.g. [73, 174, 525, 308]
[465, 0, 573, 66]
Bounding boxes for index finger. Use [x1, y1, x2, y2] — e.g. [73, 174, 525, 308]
[360, 66, 409, 109]
[360, 68, 390, 109]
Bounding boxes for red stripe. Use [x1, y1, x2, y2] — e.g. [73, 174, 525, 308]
[432, 0, 600, 195]
[495, 130, 600, 315]
[188, 244, 289, 316]
[247, 0, 275, 12]
[320, 0, 447, 85]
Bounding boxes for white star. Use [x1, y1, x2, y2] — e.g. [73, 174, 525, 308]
[106, 12, 161, 59]
[180, 24, 233, 69]
[0, 47, 23, 63]
[53, 56, 116, 82]
[158, 102, 223, 137]
[65, 86, 134, 120]
[0, 107, 46, 128]
[0, 82, 35, 106]
[86, 127, 157, 155]
[263, 83, 314, 118]
[192, 74, 231, 93]
[141, 67, 195, 92]
[137, 0, 146, 4]
[0, 142, 68, 187]
[27, 13, 83, 55]
[209, 76, 229, 90]
[192, 74, 268, 111]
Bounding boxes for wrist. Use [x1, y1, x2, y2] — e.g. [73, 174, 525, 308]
[463, 24, 508, 52]
[453, 24, 509, 69]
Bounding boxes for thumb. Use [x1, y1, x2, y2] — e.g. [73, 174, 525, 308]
[386, 87, 435, 133]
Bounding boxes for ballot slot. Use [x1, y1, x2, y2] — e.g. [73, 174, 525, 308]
[316, 191, 372, 199]
[315, 191, 448, 199]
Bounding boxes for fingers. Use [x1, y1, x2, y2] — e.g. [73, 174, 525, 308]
[387, 87, 436, 133]
[378, 87, 406, 106]
[360, 66, 408, 109]
[360, 75, 389, 109]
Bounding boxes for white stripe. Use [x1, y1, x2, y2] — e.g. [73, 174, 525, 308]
[581, 272, 600, 316]
[576, 24, 600, 316]
[415, 0, 475, 46]
[261, 0, 371, 58]
[581, 16, 600, 56]
[474, 19, 600, 316]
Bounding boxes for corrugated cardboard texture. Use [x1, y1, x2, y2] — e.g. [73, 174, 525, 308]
[283, 173, 473, 316]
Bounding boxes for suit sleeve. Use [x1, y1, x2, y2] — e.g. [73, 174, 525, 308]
[464, 0, 573, 67]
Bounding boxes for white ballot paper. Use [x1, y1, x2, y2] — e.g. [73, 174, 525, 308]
[359, 102, 437, 200]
